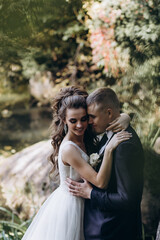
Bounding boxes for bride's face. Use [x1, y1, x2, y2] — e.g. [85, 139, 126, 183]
[65, 108, 88, 137]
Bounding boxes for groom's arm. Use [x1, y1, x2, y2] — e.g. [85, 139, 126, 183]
[90, 141, 144, 211]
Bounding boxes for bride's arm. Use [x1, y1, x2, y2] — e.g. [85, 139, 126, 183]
[62, 131, 131, 189]
[106, 113, 131, 132]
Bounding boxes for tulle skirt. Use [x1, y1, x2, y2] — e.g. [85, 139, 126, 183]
[22, 185, 85, 240]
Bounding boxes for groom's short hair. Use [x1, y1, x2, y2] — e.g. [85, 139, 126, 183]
[86, 87, 120, 110]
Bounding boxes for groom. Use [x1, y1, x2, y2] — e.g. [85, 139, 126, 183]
[67, 87, 144, 240]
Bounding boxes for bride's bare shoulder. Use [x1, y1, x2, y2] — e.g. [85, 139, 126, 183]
[61, 142, 79, 156]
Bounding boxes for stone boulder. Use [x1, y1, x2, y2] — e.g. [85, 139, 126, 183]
[0, 140, 56, 219]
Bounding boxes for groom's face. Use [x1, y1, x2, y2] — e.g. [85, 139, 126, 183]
[87, 103, 112, 135]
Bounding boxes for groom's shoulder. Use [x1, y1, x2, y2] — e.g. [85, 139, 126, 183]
[126, 125, 139, 138]
[121, 125, 143, 148]
[126, 124, 135, 133]
[115, 125, 144, 163]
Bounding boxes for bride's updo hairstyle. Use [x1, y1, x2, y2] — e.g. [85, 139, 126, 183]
[49, 86, 89, 175]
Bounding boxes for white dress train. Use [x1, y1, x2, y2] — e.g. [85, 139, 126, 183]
[21, 141, 89, 240]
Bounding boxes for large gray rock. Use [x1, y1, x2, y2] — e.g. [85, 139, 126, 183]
[0, 140, 56, 219]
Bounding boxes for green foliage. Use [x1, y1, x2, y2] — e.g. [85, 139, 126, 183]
[0, 0, 91, 94]
[0, 0, 159, 237]
[0, 0, 85, 59]
[87, 0, 160, 84]
[86, 1, 160, 152]
[144, 148, 160, 197]
[0, 207, 32, 239]
[137, 125, 160, 197]
[0, 0, 83, 37]
[115, 0, 160, 62]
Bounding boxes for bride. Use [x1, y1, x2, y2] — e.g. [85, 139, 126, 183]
[21, 86, 131, 240]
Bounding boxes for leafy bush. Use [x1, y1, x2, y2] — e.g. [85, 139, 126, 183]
[0, 207, 32, 240]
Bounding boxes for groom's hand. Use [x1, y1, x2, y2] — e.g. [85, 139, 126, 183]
[66, 178, 93, 199]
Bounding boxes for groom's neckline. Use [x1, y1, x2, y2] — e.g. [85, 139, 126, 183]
[98, 131, 114, 155]
[97, 130, 113, 141]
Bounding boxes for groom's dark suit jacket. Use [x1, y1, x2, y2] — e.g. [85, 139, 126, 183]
[84, 125, 144, 240]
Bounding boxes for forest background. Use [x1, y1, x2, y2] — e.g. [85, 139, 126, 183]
[0, 0, 160, 239]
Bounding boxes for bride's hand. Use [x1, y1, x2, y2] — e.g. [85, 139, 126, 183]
[106, 131, 132, 151]
[106, 113, 131, 132]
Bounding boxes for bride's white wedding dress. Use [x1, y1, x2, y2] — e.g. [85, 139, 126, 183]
[22, 141, 89, 240]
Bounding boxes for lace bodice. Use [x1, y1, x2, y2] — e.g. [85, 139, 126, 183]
[58, 141, 89, 185]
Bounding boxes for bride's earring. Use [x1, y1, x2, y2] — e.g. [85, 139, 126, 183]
[64, 124, 68, 134]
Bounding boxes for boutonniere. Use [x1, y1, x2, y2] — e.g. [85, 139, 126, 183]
[89, 153, 101, 168]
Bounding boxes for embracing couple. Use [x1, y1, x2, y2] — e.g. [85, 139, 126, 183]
[22, 86, 144, 240]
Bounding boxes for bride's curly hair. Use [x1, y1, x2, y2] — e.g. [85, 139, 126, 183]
[49, 86, 95, 176]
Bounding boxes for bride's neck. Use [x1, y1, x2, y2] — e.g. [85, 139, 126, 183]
[65, 132, 84, 145]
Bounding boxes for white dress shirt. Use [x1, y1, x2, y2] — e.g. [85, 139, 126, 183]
[98, 130, 114, 155]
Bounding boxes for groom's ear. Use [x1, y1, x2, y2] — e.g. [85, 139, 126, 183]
[106, 108, 113, 119]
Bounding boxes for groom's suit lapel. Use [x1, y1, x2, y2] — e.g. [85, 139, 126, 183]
[95, 132, 115, 172]
[99, 132, 114, 157]
[97, 133, 108, 151]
